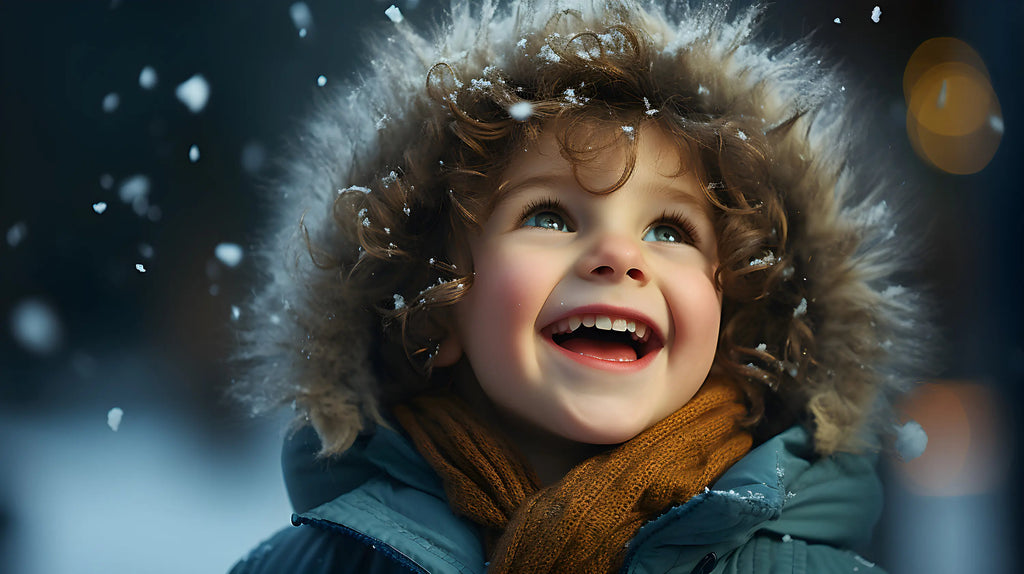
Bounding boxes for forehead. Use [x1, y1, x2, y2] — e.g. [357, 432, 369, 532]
[494, 121, 710, 213]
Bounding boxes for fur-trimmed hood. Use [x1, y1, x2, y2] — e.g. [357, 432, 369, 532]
[233, 0, 930, 456]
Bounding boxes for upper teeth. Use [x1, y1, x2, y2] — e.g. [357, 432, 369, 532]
[549, 314, 650, 341]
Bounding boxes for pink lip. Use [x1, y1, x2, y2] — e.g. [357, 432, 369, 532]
[545, 335, 662, 372]
[541, 304, 665, 344]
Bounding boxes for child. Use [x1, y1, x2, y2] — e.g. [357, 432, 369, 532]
[231, 1, 927, 572]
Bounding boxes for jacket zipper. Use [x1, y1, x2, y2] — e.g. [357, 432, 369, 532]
[291, 513, 429, 573]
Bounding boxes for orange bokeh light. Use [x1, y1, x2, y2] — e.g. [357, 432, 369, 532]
[903, 37, 990, 105]
[903, 37, 1003, 175]
[910, 62, 992, 137]
[895, 381, 1008, 497]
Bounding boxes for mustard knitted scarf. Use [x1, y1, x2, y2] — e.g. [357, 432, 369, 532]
[393, 377, 752, 573]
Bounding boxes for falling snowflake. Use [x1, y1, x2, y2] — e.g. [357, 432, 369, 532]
[118, 174, 151, 216]
[92, 202, 107, 214]
[290, 2, 312, 33]
[6, 222, 27, 248]
[139, 66, 158, 89]
[385, 5, 403, 23]
[175, 74, 210, 113]
[102, 92, 120, 113]
[316, 75, 327, 87]
[895, 420, 928, 461]
[10, 298, 63, 354]
[989, 115, 1004, 133]
[215, 243, 244, 267]
[793, 298, 807, 317]
[3, 222, 23, 248]
[231, 305, 241, 320]
[107, 407, 124, 431]
[135, 263, 147, 273]
[833, 17, 841, 24]
[509, 101, 534, 121]
[870, 6, 881, 23]
[189, 144, 200, 162]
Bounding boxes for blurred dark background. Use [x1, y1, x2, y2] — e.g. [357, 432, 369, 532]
[1, 1, 1020, 572]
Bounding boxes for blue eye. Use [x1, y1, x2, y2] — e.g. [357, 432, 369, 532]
[643, 224, 684, 243]
[523, 211, 569, 232]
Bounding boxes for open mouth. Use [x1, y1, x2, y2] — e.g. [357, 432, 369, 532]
[543, 313, 663, 362]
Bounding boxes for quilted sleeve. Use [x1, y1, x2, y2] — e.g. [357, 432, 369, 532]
[720, 535, 888, 574]
[229, 524, 420, 574]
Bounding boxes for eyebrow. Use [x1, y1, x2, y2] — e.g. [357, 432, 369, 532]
[644, 182, 714, 220]
[495, 172, 712, 216]
[489, 173, 575, 213]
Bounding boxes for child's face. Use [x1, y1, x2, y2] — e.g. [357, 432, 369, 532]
[451, 124, 721, 445]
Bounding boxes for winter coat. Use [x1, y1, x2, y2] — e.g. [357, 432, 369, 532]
[230, 424, 886, 574]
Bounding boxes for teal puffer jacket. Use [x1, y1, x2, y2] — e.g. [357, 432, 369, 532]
[231, 425, 886, 574]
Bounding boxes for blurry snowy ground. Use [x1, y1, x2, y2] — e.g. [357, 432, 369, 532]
[1, 405, 291, 574]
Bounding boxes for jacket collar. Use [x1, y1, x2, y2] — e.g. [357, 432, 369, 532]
[294, 424, 485, 573]
[292, 424, 881, 573]
[621, 425, 882, 571]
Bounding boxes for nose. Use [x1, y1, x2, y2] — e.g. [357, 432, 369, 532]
[576, 233, 648, 284]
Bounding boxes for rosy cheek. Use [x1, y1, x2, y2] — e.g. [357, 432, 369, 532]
[465, 248, 536, 336]
[477, 245, 539, 298]
[665, 274, 721, 347]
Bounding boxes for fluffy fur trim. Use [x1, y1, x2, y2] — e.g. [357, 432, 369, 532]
[232, 0, 932, 455]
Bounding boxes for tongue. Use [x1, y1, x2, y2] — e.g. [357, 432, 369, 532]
[560, 338, 638, 362]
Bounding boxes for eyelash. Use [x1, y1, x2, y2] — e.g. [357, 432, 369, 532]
[518, 198, 573, 230]
[518, 199, 701, 245]
[653, 210, 701, 246]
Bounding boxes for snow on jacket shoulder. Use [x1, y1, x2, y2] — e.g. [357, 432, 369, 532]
[229, 425, 886, 574]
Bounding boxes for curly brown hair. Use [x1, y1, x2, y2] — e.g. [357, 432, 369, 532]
[321, 16, 812, 436]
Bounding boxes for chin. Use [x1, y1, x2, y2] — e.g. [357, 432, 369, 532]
[548, 406, 653, 445]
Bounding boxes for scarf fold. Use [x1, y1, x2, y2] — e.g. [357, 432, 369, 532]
[392, 377, 752, 574]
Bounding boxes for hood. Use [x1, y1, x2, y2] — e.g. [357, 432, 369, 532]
[233, 0, 931, 456]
